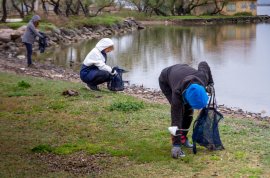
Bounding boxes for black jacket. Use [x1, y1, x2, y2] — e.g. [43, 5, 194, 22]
[159, 61, 213, 128]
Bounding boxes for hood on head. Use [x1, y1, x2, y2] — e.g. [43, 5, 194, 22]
[31, 15, 41, 23]
[95, 38, 114, 51]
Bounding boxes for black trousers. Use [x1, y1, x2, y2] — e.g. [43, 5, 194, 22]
[88, 70, 111, 86]
[24, 43, 33, 65]
[159, 75, 194, 145]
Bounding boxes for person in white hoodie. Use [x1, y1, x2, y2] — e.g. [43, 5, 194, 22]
[80, 38, 116, 91]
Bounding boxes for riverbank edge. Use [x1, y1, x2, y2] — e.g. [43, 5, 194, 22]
[0, 18, 144, 57]
[0, 55, 269, 122]
[139, 15, 270, 25]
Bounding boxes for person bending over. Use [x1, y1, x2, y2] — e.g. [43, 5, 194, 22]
[159, 61, 214, 158]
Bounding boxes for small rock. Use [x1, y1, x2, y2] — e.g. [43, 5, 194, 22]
[17, 55, 25, 60]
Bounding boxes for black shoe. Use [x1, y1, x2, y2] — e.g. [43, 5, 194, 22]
[86, 84, 100, 91]
[27, 64, 37, 69]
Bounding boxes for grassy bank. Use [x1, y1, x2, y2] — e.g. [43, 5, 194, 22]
[0, 15, 122, 30]
[0, 72, 270, 177]
[0, 12, 259, 30]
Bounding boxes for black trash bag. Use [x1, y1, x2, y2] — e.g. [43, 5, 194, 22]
[38, 32, 48, 53]
[107, 66, 128, 91]
[192, 87, 224, 154]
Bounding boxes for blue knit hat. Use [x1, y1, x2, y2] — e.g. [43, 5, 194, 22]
[184, 84, 208, 109]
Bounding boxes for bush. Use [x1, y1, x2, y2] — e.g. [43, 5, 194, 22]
[31, 144, 53, 153]
[234, 12, 253, 16]
[17, 80, 31, 89]
[108, 100, 145, 112]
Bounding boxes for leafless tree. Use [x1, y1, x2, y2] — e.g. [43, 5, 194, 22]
[11, 0, 25, 18]
[211, 0, 228, 15]
[89, 0, 114, 17]
[1, 0, 7, 22]
[48, 0, 62, 15]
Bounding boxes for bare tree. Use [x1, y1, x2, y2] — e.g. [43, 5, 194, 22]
[211, 0, 228, 15]
[23, 0, 36, 13]
[49, 0, 62, 15]
[11, 0, 25, 18]
[41, 0, 49, 15]
[1, 0, 7, 22]
[89, 0, 114, 17]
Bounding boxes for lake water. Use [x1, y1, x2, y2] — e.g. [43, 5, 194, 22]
[257, 5, 270, 16]
[40, 23, 270, 115]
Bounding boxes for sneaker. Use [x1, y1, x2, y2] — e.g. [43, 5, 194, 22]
[86, 84, 100, 91]
[171, 146, 185, 158]
[182, 138, 193, 148]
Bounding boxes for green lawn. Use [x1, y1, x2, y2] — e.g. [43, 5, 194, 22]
[0, 72, 269, 177]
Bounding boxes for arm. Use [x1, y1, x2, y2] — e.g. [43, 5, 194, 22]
[95, 61, 112, 73]
[198, 61, 214, 85]
[29, 23, 43, 38]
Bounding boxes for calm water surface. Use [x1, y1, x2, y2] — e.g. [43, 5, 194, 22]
[257, 6, 270, 16]
[40, 23, 270, 115]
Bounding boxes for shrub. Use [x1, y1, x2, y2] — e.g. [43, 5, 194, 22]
[108, 100, 145, 112]
[234, 12, 253, 16]
[17, 80, 31, 89]
[31, 144, 53, 153]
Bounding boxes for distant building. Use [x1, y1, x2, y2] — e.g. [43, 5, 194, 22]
[193, 0, 257, 16]
[222, 0, 257, 15]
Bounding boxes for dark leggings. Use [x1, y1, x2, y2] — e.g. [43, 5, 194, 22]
[24, 43, 33, 65]
[87, 70, 111, 86]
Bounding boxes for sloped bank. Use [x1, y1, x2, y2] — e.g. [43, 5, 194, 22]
[0, 18, 144, 57]
[0, 55, 269, 121]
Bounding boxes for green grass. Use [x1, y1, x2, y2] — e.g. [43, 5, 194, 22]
[0, 72, 270, 177]
[65, 15, 123, 28]
[0, 21, 56, 31]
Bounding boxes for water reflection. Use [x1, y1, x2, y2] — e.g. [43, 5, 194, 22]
[42, 24, 270, 115]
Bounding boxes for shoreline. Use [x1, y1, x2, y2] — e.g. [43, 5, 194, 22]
[0, 55, 269, 121]
[1, 17, 269, 121]
[139, 15, 270, 25]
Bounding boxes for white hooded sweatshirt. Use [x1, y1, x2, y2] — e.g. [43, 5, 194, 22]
[83, 38, 114, 73]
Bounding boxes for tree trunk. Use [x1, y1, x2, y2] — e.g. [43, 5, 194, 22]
[1, 0, 7, 22]
[11, 0, 25, 18]
[41, 0, 48, 15]
[50, 0, 61, 15]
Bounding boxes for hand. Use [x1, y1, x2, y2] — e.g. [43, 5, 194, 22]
[171, 146, 185, 158]
[206, 85, 214, 94]
[111, 70, 117, 76]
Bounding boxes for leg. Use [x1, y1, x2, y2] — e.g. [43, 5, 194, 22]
[89, 70, 111, 86]
[24, 43, 33, 66]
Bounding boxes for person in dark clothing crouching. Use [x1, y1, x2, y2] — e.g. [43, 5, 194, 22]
[159, 61, 214, 158]
[80, 38, 117, 91]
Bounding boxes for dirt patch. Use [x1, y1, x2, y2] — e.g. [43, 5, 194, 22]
[34, 151, 124, 176]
